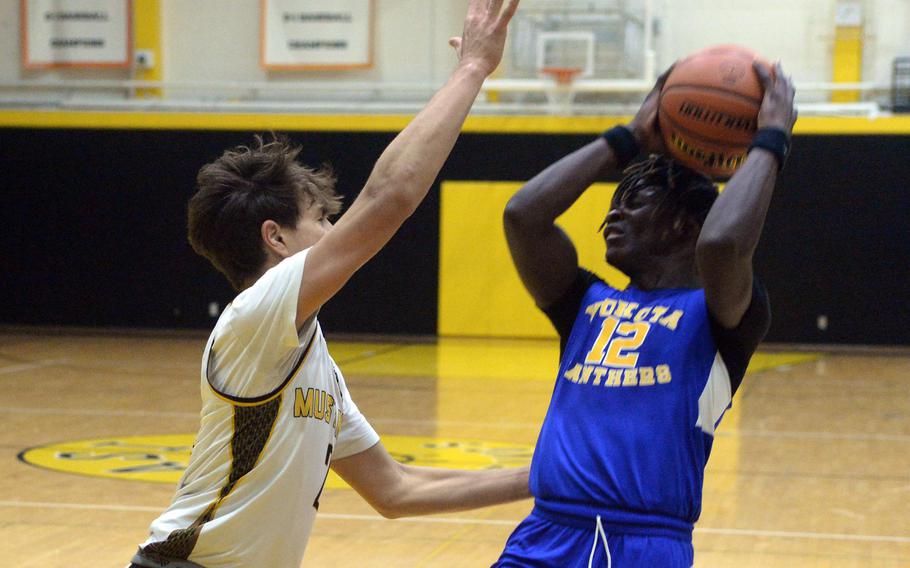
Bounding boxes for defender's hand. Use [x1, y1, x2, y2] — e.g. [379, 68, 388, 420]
[448, 0, 520, 77]
[627, 64, 675, 154]
[754, 61, 797, 135]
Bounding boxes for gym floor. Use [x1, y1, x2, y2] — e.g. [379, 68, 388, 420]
[1, 331, 908, 567]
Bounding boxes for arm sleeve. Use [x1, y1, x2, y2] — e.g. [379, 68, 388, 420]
[541, 268, 603, 354]
[333, 371, 381, 460]
[209, 250, 311, 397]
[227, 249, 309, 351]
[708, 278, 772, 395]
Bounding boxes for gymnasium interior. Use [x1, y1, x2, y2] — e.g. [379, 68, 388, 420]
[1, 1, 908, 566]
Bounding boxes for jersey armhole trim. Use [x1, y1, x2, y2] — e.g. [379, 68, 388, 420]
[206, 326, 319, 407]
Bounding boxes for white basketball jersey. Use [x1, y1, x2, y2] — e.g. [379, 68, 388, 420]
[138, 250, 379, 568]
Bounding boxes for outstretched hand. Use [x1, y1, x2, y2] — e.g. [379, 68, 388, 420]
[449, 0, 520, 77]
[754, 61, 797, 135]
[627, 64, 675, 154]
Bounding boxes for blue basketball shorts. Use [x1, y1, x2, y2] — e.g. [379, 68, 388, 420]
[493, 510, 694, 568]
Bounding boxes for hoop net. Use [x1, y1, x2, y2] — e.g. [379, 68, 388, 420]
[540, 67, 582, 114]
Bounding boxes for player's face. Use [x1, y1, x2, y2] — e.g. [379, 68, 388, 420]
[603, 185, 672, 274]
[283, 202, 333, 255]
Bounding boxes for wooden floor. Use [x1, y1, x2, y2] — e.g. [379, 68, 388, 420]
[1, 331, 908, 567]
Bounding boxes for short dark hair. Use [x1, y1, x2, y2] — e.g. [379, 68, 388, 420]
[600, 154, 719, 231]
[187, 135, 341, 290]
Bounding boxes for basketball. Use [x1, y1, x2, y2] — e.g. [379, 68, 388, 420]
[658, 45, 770, 178]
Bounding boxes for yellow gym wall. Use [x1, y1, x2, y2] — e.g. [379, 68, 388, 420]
[438, 181, 629, 339]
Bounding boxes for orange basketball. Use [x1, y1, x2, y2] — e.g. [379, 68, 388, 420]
[658, 45, 771, 178]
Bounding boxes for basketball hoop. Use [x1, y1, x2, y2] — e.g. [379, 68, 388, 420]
[540, 66, 582, 114]
[541, 66, 583, 86]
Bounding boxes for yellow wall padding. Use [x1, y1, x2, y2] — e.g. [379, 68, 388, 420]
[438, 181, 629, 338]
[832, 26, 864, 103]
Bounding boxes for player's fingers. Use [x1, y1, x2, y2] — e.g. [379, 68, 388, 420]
[449, 37, 461, 57]
[639, 89, 657, 110]
[785, 70, 796, 99]
[487, 0, 505, 17]
[774, 61, 787, 92]
[753, 60, 773, 90]
[466, 0, 483, 18]
[656, 62, 676, 87]
[496, 0, 519, 26]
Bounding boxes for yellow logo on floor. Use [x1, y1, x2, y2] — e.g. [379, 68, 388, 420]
[18, 434, 532, 489]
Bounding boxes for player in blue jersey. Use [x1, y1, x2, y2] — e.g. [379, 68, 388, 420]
[495, 62, 796, 567]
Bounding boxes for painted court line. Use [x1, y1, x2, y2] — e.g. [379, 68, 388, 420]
[0, 500, 162, 513]
[0, 358, 69, 376]
[335, 344, 407, 366]
[0, 406, 198, 419]
[715, 429, 910, 443]
[1, 501, 909, 544]
[694, 527, 910, 544]
[372, 417, 540, 430]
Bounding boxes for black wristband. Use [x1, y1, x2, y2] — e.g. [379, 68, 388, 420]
[749, 127, 791, 172]
[602, 125, 640, 169]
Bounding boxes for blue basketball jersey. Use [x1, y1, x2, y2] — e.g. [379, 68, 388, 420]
[529, 269, 770, 539]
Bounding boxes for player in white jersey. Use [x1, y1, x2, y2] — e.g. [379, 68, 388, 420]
[129, 2, 527, 567]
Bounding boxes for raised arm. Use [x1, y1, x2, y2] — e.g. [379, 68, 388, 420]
[295, 0, 519, 326]
[696, 62, 796, 328]
[503, 70, 670, 307]
[331, 442, 530, 519]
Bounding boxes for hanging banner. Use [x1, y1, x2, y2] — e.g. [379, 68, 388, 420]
[21, 0, 131, 68]
[261, 0, 373, 70]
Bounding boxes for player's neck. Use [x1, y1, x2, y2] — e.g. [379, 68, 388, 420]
[629, 254, 699, 291]
[241, 257, 281, 291]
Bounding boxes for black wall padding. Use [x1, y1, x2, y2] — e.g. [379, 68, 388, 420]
[2, 128, 907, 344]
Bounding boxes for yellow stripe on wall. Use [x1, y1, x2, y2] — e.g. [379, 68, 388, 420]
[438, 181, 629, 338]
[2, 110, 910, 135]
[133, 0, 162, 98]
[0, 111, 625, 133]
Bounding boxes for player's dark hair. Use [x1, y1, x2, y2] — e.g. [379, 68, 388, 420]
[600, 154, 719, 233]
[188, 135, 341, 290]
